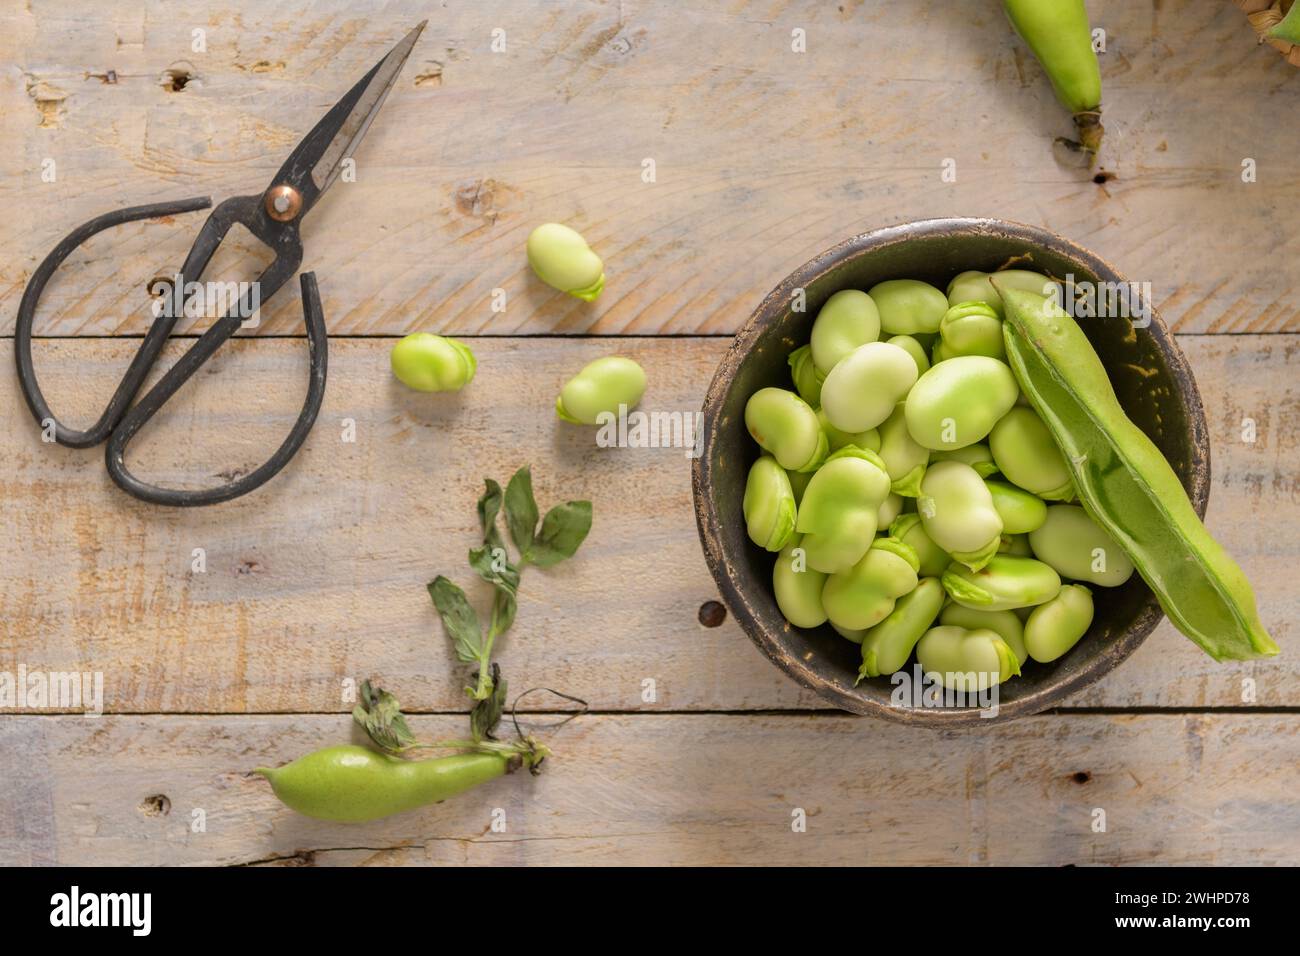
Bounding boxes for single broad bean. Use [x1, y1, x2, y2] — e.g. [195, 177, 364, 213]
[795, 446, 891, 573]
[904, 355, 1020, 450]
[877, 402, 931, 497]
[822, 537, 920, 631]
[810, 289, 881, 373]
[256, 745, 521, 822]
[820, 341, 918, 433]
[743, 455, 796, 551]
[788, 344, 825, 406]
[556, 356, 647, 425]
[526, 223, 605, 301]
[857, 577, 946, 679]
[988, 406, 1074, 499]
[772, 534, 828, 628]
[946, 270, 1057, 316]
[985, 479, 1048, 534]
[930, 338, 959, 364]
[889, 513, 952, 578]
[885, 334, 931, 376]
[939, 604, 1028, 666]
[869, 279, 949, 335]
[744, 387, 828, 472]
[932, 442, 999, 478]
[1024, 583, 1094, 662]
[998, 532, 1034, 556]
[831, 622, 867, 644]
[818, 408, 881, 454]
[878, 492, 904, 528]
[390, 333, 477, 392]
[941, 554, 1062, 611]
[1027, 504, 1135, 586]
[917, 460, 1003, 570]
[915, 625, 1020, 691]
[939, 301, 1005, 359]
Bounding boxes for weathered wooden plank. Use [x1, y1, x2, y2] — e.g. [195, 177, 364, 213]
[2, 0, 1296, 337]
[0, 335, 1293, 713]
[0, 712, 1295, 865]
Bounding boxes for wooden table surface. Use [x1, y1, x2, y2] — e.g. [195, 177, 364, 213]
[1, 0, 1296, 866]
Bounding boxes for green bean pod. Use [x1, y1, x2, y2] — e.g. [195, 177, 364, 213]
[942, 554, 1061, 611]
[939, 604, 1028, 666]
[999, 284, 1278, 660]
[1024, 583, 1094, 663]
[810, 289, 881, 373]
[915, 625, 1021, 691]
[744, 387, 828, 472]
[256, 745, 520, 823]
[822, 537, 920, 631]
[857, 577, 946, 679]
[743, 455, 797, 551]
[772, 534, 828, 628]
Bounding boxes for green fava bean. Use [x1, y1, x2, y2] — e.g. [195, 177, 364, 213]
[796, 446, 891, 573]
[868, 278, 949, 335]
[1024, 583, 1094, 663]
[810, 289, 881, 373]
[831, 622, 867, 644]
[787, 468, 812, 505]
[915, 625, 1020, 691]
[942, 554, 1061, 612]
[1028, 504, 1134, 587]
[939, 604, 1028, 667]
[390, 333, 477, 392]
[986, 479, 1048, 534]
[932, 442, 999, 478]
[878, 402, 930, 497]
[930, 338, 959, 364]
[878, 492, 904, 529]
[822, 537, 920, 631]
[988, 406, 1073, 500]
[818, 407, 880, 454]
[889, 512, 952, 577]
[940, 301, 1005, 360]
[946, 270, 1002, 312]
[904, 355, 1019, 451]
[820, 341, 919, 433]
[885, 334, 931, 376]
[998, 533, 1034, 557]
[256, 745, 514, 822]
[788, 344, 825, 406]
[527, 222, 605, 301]
[857, 577, 946, 679]
[557, 356, 647, 425]
[917, 460, 1003, 571]
[743, 455, 796, 551]
[744, 387, 828, 472]
[772, 534, 828, 628]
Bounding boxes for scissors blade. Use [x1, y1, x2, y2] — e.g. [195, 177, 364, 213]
[269, 20, 426, 215]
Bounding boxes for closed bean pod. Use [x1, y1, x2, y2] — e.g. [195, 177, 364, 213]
[1027, 504, 1134, 587]
[527, 222, 605, 301]
[877, 402, 930, 497]
[858, 577, 946, 679]
[915, 625, 1021, 691]
[818, 408, 881, 454]
[939, 604, 1028, 666]
[941, 554, 1062, 611]
[745, 387, 828, 472]
[390, 333, 477, 393]
[795, 446, 891, 573]
[788, 344, 825, 406]
[917, 460, 1003, 571]
[743, 455, 796, 551]
[904, 355, 1020, 451]
[822, 537, 920, 631]
[932, 442, 999, 478]
[986, 479, 1048, 534]
[820, 341, 919, 433]
[772, 534, 828, 628]
[988, 406, 1074, 500]
[869, 278, 949, 335]
[889, 512, 952, 578]
[1024, 583, 1094, 663]
[885, 334, 931, 376]
[810, 289, 881, 373]
[939, 301, 1005, 359]
[557, 356, 647, 425]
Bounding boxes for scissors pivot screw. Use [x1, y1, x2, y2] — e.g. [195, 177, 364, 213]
[265, 185, 303, 222]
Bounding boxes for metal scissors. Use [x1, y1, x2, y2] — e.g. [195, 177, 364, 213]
[14, 21, 426, 507]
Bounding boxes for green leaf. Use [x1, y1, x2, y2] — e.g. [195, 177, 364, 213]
[352, 680, 416, 752]
[470, 664, 507, 741]
[504, 466, 539, 555]
[526, 500, 593, 567]
[428, 576, 484, 664]
[490, 585, 517, 636]
[476, 479, 506, 552]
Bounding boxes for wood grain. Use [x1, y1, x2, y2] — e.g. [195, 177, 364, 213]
[2, 0, 1296, 337]
[1, 335, 1293, 714]
[1, 712, 1295, 866]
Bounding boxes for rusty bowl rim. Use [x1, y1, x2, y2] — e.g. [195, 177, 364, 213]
[691, 217, 1210, 726]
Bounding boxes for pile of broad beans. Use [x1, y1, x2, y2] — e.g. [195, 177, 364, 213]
[742, 270, 1135, 690]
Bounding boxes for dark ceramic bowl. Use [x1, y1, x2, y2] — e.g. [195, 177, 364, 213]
[692, 218, 1209, 724]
